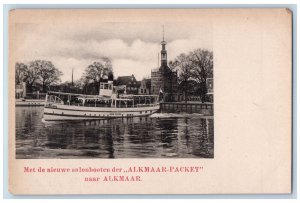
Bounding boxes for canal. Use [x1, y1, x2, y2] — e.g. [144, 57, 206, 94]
[16, 106, 214, 159]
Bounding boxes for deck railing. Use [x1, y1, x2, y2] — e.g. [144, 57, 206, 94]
[46, 100, 159, 108]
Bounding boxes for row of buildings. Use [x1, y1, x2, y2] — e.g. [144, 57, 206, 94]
[16, 34, 213, 102]
[111, 36, 178, 101]
[115, 35, 213, 102]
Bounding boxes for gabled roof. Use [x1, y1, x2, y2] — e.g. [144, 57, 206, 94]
[116, 75, 136, 85]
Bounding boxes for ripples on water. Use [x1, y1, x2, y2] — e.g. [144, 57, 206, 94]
[16, 107, 214, 159]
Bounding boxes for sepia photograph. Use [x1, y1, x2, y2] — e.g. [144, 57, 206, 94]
[14, 17, 214, 159]
[8, 8, 292, 195]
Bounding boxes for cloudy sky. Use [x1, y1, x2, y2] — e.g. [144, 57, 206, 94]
[15, 22, 212, 82]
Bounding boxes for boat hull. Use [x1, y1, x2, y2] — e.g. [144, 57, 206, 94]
[43, 104, 160, 121]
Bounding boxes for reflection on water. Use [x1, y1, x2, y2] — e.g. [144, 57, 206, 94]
[16, 107, 214, 159]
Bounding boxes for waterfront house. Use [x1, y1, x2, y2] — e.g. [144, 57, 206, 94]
[138, 78, 151, 95]
[116, 74, 139, 95]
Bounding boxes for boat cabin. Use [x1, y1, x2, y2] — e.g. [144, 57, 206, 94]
[99, 81, 113, 97]
[45, 81, 159, 109]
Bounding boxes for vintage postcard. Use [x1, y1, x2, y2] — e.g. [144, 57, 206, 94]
[8, 8, 291, 194]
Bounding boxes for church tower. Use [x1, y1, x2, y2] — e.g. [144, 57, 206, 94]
[151, 25, 178, 101]
[160, 25, 168, 68]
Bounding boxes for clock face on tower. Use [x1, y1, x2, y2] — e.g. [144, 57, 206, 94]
[162, 53, 167, 60]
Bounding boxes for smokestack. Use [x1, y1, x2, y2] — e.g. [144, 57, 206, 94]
[71, 68, 74, 86]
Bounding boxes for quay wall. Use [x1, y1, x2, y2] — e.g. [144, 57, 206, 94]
[160, 102, 213, 116]
[16, 99, 45, 106]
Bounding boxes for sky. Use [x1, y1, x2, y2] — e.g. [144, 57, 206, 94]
[15, 22, 212, 82]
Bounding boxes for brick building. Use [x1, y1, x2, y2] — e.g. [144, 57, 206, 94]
[206, 78, 213, 102]
[115, 74, 139, 94]
[138, 78, 151, 95]
[151, 34, 178, 102]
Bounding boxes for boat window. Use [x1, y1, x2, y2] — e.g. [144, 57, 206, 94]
[100, 84, 104, 89]
[104, 84, 109, 89]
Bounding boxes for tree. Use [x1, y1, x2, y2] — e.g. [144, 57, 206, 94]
[82, 57, 113, 84]
[15, 63, 27, 85]
[23, 61, 41, 92]
[28, 60, 62, 92]
[81, 58, 113, 94]
[107, 71, 114, 81]
[70, 79, 85, 94]
[169, 53, 194, 103]
[73, 79, 85, 90]
[190, 49, 213, 102]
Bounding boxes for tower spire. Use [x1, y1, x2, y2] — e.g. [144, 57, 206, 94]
[160, 25, 167, 67]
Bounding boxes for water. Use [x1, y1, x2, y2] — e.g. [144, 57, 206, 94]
[16, 107, 214, 159]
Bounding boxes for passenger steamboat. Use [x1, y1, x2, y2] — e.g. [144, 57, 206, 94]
[43, 81, 160, 121]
